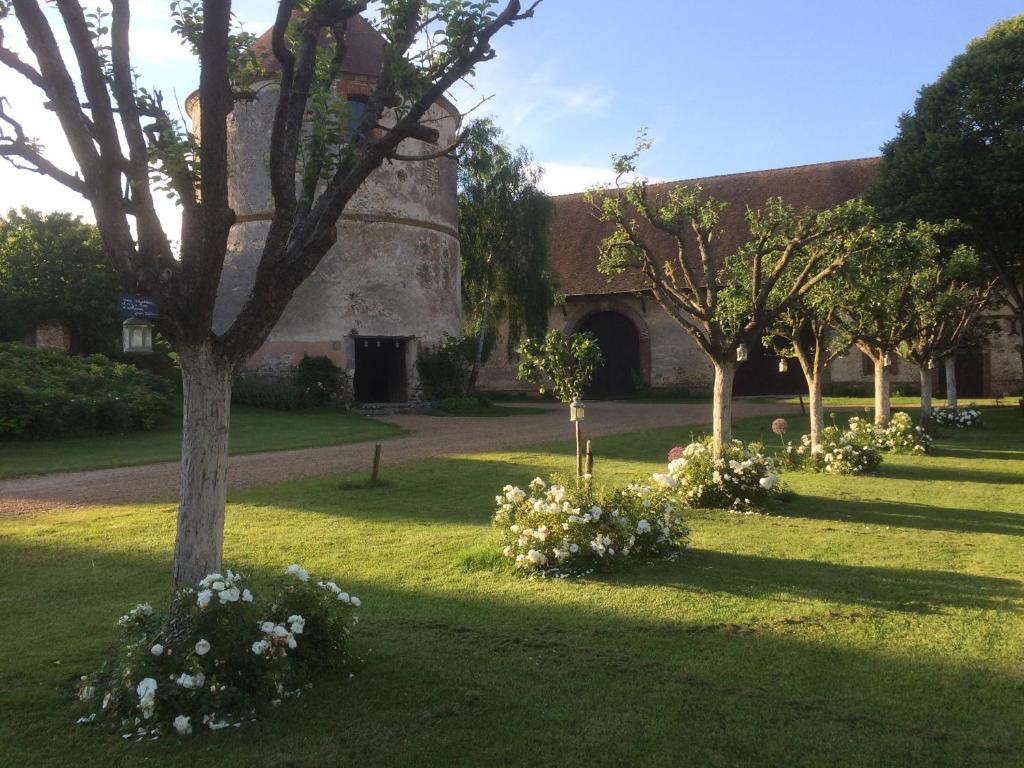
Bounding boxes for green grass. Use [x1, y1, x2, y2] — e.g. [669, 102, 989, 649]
[1, 409, 1022, 766]
[0, 405, 405, 479]
[783, 394, 1017, 407]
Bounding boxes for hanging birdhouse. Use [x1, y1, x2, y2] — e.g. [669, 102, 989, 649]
[736, 344, 749, 362]
[122, 316, 153, 354]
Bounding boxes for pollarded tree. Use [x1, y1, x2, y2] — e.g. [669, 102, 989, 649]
[0, 0, 538, 587]
[586, 136, 870, 454]
[900, 243, 993, 420]
[868, 15, 1024, 387]
[831, 220, 963, 424]
[458, 118, 555, 390]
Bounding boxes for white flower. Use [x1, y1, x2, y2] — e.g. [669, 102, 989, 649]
[252, 639, 269, 655]
[526, 549, 548, 566]
[636, 519, 651, 534]
[196, 589, 212, 609]
[337, 592, 351, 603]
[210, 580, 225, 592]
[351, 596, 362, 607]
[242, 589, 253, 602]
[219, 587, 240, 603]
[194, 639, 211, 656]
[176, 673, 198, 689]
[150, 644, 164, 656]
[502, 545, 513, 557]
[136, 677, 157, 718]
[569, 543, 579, 554]
[272, 625, 289, 638]
[260, 621, 275, 634]
[286, 564, 310, 582]
[173, 715, 192, 736]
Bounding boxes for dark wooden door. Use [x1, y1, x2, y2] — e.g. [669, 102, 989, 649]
[578, 312, 641, 398]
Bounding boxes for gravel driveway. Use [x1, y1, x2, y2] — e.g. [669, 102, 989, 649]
[0, 400, 796, 517]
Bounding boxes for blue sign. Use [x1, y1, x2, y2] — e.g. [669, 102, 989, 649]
[119, 295, 160, 319]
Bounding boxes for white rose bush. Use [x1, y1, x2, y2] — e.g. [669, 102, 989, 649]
[785, 411, 933, 475]
[931, 406, 983, 429]
[662, 439, 783, 513]
[879, 412, 934, 454]
[494, 476, 690, 573]
[76, 565, 361, 738]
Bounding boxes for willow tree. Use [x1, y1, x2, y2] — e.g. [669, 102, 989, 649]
[458, 118, 554, 390]
[586, 137, 868, 453]
[0, 0, 538, 587]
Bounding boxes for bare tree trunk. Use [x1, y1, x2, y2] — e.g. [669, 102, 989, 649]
[873, 356, 891, 425]
[808, 374, 824, 449]
[944, 356, 958, 409]
[171, 343, 233, 589]
[919, 363, 934, 424]
[467, 292, 490, 393]
[712, 359, 737, 456]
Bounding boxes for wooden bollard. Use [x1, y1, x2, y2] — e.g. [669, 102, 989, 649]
[371, 443, 382, 483]
[585, 439, 594, 482]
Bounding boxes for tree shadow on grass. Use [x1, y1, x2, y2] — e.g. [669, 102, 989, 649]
[606, 548, 1023, 613]
[2, 536, 1023, 768]
[877, 463, 1024, 485]
[779, 494, 1024, 538]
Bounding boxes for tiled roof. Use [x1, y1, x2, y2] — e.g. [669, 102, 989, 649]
[550, 157, 881, 296]
[251, 14, 384, 80]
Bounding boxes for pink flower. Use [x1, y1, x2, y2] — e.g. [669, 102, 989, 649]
[667, 446, 685, 461]
[771, 418, 788, 436]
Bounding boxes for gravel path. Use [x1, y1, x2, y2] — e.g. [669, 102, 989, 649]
[0, 400, 796, 517]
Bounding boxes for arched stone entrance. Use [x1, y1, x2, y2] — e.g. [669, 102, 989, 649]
[576, 310, 643, 398]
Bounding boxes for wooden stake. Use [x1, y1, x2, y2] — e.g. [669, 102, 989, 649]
[371, 443, 382, 483]
[585, 439, 593, 482]
[575, 420, 582, 480]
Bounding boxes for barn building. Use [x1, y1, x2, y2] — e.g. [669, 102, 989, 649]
[477, 157, 1023, 399]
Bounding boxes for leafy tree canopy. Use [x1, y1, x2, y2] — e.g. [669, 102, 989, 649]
[0, 208, 120, 354]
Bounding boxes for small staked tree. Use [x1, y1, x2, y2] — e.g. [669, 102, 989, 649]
[516, 329, 602, 479]
[586, 135, 870, 454]
[458, 118, 555, 390]
[0, 0, 539, 587]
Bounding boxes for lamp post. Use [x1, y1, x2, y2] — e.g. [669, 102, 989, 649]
[569, 397, 586, 480]
[122, 316, 153, 354]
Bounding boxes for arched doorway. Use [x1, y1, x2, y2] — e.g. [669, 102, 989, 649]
[577, 311, 641, 398]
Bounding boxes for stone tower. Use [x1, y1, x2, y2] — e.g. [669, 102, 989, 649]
[188, 16, 461, 402]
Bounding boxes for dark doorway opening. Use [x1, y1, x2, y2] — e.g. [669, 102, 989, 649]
[354, 337, 408, 402]
[578, 311, 641, 398]
[733, 331, 810, 396]
[937, 349, 985, 399]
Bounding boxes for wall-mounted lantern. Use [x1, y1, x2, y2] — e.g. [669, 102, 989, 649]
[122, 316, 153, 354]
[778, 358, 789, 373]
[736, 343, 749, 362]
[569, 398, 586, 422]
[882, 352, 892, 368]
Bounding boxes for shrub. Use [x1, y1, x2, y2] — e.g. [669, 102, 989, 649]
[295, 355, 351, 407]
[77, 565, 361, 738]
[881, 412, 933, 454]
[0, 343, 172, 438]
[787, 419, 883, 475]
[231, 378, 306, 410]
[662, 438, 783, 513]
[931, 406, 982, 428]
[494, 476, 689, 573]
[416, 335, 473, 399]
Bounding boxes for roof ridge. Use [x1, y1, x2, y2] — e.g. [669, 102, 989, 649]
[546, 156, 882, 199]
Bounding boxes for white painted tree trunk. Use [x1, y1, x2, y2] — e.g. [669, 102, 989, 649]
[873, 356, 891, 425]
[712, 359, 737, 456]
[808, 374, 824, 449]
[944, 356, 958, 409]
[172, 343, 234, 589]
[919, 364, 934, 423]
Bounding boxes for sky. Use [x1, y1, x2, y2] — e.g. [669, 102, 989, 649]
[0, 0, 1021, 233]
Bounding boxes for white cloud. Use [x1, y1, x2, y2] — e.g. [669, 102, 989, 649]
[538, 162, 664, 197]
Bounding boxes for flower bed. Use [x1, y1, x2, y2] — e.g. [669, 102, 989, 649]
[77, 565, 360, 738]
[931, 406, 983, 428]
[787, 419, 883, 475]
[494, 476, 689, 573]
[664, 438, 782, 512]
[881, 412, 933, 454]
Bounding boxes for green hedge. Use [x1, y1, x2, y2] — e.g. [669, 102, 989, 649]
[0, 343, 173, 438]
[231, 378, 307, 410]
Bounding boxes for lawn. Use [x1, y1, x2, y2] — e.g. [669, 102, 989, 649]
[1, 408, 1022, 766]
[0, 405, 405, 479]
